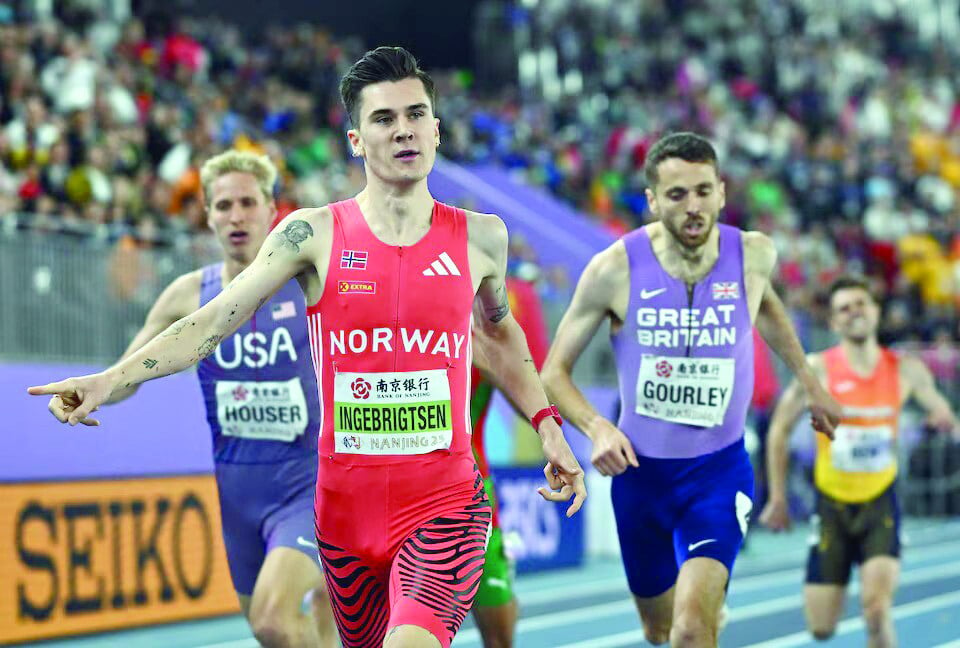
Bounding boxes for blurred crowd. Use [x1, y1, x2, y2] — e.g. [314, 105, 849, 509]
[447, 0, 960, 354]
[3, 0, 960, 360]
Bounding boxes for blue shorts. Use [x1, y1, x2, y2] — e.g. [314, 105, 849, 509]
[611, 438, 754, 598]
[215, 454, 321, 595]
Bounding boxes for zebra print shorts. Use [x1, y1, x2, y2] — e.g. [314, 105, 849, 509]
[314, 456, 492, 647]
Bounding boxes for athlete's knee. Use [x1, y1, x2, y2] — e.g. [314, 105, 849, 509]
[249, 599, 303, 648]
[250, 617, 301, 648]
[669, 613, 715, 648]
[642, 624, 671, 645]
[808, 624, 836, 642]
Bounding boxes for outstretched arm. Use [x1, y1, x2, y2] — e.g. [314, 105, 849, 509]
[469, 213, 586, 516]
[29, 213, 324, 424]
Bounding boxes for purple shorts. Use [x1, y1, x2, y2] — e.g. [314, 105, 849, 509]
[215, 454, 321, 595]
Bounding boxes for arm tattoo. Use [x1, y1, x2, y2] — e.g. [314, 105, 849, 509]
[488, 283, 510, 323]
[276, 219, 313, 253]
[143, 358, 158, 369]
[161, 320, 188, 338]
[197, 335, 222, 359]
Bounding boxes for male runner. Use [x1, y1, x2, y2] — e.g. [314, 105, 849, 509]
[41, 150, 336, 648]
[760, 275, 959, 647]
[29, 46, 586, 648]
[470, 273, 551, 648]
[541, 132, 840, 647]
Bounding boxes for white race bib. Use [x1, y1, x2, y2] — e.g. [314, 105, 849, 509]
[635, 355, 734, 427]
[830, 424, 894, 473]
[216, 377, 308, 442]
[333, 369, 452, 456]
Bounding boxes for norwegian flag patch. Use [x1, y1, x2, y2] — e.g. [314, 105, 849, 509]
[712, 281, 740, 300]
[340, 249, 368, 270]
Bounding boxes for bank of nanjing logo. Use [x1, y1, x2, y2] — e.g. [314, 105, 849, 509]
[656, 359, 673, 378]
[422, 252, 461, 277]
[351, 378, 371, 399]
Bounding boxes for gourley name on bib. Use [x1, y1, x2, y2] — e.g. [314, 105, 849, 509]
[217, 377, 308, 441]
[636, 355, 734, 427]
[334, 369, 453, 455]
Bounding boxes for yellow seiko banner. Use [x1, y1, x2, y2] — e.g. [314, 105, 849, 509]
[0, 475, 239, 644]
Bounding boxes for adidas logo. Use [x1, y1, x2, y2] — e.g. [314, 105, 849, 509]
[422, 252, 461, 277]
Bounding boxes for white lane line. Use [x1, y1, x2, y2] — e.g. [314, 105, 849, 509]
[932, 640, 960, 648]
[538, 560, 960, 648]
[741, 589, 960, 648]
[202, 539, 960, 648]
[518, 537, 960, 608]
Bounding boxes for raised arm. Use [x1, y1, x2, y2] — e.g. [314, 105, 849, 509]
[541, 242, 639, 476]
[760, 354, 824, 531]
[747, 232, 840, 438]
[29, 211, 327, 425]
[468, 212, 586, 516]
[901, 354, 960, 434]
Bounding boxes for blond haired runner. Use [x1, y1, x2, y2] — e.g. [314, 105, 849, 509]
[39, 150, 337, 647]
[761, 274, 959, 648]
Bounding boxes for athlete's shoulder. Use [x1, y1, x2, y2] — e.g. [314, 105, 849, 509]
[278, 205, 334, 230]
[463, 209, 508, 252]
[741, 230, 777, 275]
[576, 239, 628, 302]
[163, 269, 204, 313]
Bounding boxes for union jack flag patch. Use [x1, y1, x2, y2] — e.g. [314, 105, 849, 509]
[712, 281, 740, 300]
[340, 249, 368, 270]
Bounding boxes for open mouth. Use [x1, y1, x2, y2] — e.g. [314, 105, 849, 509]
[228, 231, 249, 244]
[394, 150, 419, 161]
[683, 221, 705, 236]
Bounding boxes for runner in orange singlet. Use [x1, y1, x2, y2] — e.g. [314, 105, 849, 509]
[29, 47, 587, 648]
[761, 275, 958, 647]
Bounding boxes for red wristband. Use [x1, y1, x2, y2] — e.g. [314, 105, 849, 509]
[531, 404, 562, 432]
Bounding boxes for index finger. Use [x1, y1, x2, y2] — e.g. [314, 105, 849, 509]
[28, 381, 70, 396]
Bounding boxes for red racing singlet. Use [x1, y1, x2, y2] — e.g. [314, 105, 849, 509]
[307, 198, 476, 469]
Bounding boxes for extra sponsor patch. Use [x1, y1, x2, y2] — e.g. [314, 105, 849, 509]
[338, 280, 376, 295]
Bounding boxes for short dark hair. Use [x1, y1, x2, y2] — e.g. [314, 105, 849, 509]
[828, 275, 877, 305]
[644, 132, 718, 187]
[339, 46, 437, 127]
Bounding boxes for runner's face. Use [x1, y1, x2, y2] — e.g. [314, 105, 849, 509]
[830, 288, 879, 343]
[347, 78, 440, 185]
[646, 159, 724, 250]
[206, 172, 276, 264]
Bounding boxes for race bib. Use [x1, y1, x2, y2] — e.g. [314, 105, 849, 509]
[333, 369, 452, 455]
[635, 355, 734, 427]
[216, 377, 308, 442]
[830, 424, 894, 473]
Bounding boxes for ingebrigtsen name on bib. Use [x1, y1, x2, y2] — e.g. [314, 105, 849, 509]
[329, 328, 467, 359]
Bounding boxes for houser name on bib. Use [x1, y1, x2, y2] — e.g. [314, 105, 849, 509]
[636, 354, 734, 427]
[334, 369, 453, 455]
[216, 377, 308, 441]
